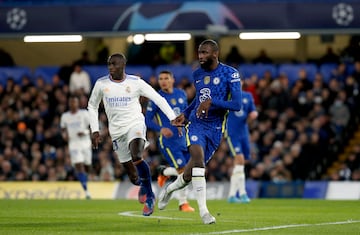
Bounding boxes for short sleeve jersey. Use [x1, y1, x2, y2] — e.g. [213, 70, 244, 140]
[189, 62, 241, 128]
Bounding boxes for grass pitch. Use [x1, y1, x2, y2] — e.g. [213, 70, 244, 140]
[0, 199, 359, 235]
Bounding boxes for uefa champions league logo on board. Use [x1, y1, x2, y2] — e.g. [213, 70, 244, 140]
[6, 8, 27, 30]
[332, 3, 354, 26]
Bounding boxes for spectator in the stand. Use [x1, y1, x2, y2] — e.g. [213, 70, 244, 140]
[340, 35, 360, 63]
[319, 46, 340, 65]
[74, 50, 93, 66]
[351, 60, 360, 84]
[263, 80, 289, 113]
[225, 46, 245, 67]
[69, 62, 92, 96]
[297, 68, 313, 92]
[252, 49, 273, 64]
[329, 90, 350, 137]
[95, 39, 109, 65]
[243, 75, 260, 106]
[0, 160, 15, 181]
[331, 62, 349, 84]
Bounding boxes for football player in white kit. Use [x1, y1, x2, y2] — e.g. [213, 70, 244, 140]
[87, 53, 177, 216]
[60, 95, 92, 199]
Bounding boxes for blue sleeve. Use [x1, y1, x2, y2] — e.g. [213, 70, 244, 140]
[212, 87, 242, 111]
[145, 101, 162, 132]
[183, 98, 196, 119]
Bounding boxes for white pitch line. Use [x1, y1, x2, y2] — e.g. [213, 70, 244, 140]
[190, 219, 360, 235]
[118, 211, 193, 220]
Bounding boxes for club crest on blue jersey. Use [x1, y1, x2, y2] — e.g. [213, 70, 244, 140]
[204, 76, 210, 84]
[171, 98, 176, 105]
[213, 77, 220, 85]
[235, 110, 244, 117]
[243, 98, 249, 104]
[178, 98, 184, 104]
[191, 135, 198, 141]
[173, 107, 181, 116]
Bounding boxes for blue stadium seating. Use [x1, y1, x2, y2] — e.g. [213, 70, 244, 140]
[0, 66, 32, 84]
[126, 65, 154, 82]
[154, 64, 194, 84]
[82, 65, 108, 85]
[319, 63, 337, 83]
[238, 63, 277, 80]
[278, 63, 317, 85]
[33, 66, 60, 84]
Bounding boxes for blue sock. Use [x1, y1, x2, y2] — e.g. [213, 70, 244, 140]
[77, 172, 88, 191]
[136, 160, 153, 197]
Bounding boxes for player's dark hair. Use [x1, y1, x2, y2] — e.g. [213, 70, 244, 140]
[109, 53, 127, 64]
[200, 39, 219, 52]
[159, 70, 174, 77]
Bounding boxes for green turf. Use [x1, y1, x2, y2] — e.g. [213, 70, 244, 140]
[0, 199, 359, 235]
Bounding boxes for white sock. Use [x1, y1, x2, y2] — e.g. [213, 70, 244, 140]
[178, 186, 188, 206]
[229, 166, 240, 198]
[166, 173, 187, 193]
[192, 167, 208, 217]
[163, 167, 178, 176]
[236, 165, 246, 196]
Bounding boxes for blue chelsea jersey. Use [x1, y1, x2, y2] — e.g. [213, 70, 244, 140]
[145, 88, 188, 141]
[227, 91, 256, 138]
[187, 62, 242, 127]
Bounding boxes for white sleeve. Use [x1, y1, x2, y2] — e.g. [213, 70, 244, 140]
[139, 80, 176, 121]
[87, 81, 102, 133]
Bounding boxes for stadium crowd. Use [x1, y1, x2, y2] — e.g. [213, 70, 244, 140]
[1, 59, 360, 183]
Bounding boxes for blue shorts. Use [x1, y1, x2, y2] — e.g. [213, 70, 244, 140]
[185, 121, 223, 164]
[226, 135, 250, 160]
[159, 143, 190, 169]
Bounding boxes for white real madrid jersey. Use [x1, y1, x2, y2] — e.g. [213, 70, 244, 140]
[88, 74, 176, 139]
[60, 109, 91, 149]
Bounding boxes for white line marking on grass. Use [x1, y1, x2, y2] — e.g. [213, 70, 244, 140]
[118, 211, 193, 220]
[190, 220, 360, 235]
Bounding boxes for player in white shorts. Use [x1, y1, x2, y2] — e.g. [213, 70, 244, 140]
[87, 53, 177, 216]
[60, 95, 92, 199]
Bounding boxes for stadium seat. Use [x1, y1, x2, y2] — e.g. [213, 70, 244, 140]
[155, 64, 194, 84]
[82, 65, 108, 85]
[0, 71, 6, 86]
[319, 63, 337, 83]
[0, 66, 32, 84]
[238, 63, 277, 80]
[33, 66, 60, 84]
[278, 63, 318, 85]
[126, 65, 154, 82]
[346, 62, 355, 75]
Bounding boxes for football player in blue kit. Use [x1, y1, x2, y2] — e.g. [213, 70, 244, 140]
[145, 70, 195, 212]
[225, 90, 258, 203]
[158, 39, 243, 224]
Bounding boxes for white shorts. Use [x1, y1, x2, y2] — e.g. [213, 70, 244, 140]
[69, 147, 92, 166]
[112, 122, 147, 163]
